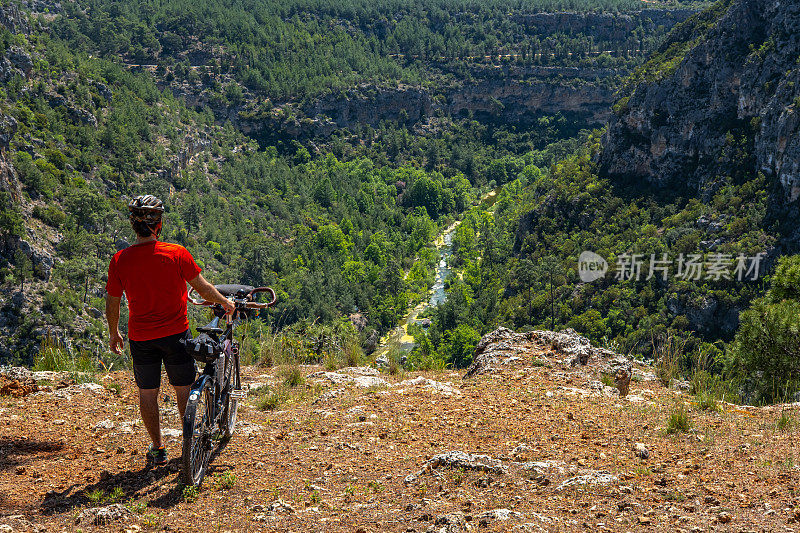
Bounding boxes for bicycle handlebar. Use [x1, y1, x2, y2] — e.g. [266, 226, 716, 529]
[188, 286, 278, 309]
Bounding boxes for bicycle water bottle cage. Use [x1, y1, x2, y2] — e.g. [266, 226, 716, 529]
[181, 333, 222, 364]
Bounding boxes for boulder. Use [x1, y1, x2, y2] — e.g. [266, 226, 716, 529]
[426, 451, 507, 475]
[556, 470, 617, 491]
[601, 356, 632, 397]
[7, 47, 32, 77]
[75, 504, 129, 526]
[426, 512, 470, 533]
[307, 368, 388, 388]
[465, 326, 616, 377]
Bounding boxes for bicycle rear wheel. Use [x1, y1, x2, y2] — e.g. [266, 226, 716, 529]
[221, 347, 241, 440]
[181, 377, 213, 487]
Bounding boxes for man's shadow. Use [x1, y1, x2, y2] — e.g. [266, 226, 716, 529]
[39, 440, 231, 514]
[0, 436, 63, 472]
[40, 462, 178, 514]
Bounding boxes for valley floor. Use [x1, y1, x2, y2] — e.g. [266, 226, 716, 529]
[2, 336, 799, 532]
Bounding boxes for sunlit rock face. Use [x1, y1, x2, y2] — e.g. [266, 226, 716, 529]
[600, 0, 800, 216]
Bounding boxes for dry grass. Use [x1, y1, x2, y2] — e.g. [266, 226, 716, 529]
[652, 333, 686, 387]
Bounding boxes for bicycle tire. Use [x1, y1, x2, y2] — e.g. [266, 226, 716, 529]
[181, 377, 213, 487]
[221, 347, 240, 440]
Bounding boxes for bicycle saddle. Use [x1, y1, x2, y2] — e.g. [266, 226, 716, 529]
[214, 284, 255, 298]
[196, 324, 223, 334]
[196, 315, 224, 335]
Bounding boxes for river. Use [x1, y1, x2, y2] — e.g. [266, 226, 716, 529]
[374, 187, 501, 357]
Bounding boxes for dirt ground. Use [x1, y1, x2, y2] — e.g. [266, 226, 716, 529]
[2, 340, 800, 532]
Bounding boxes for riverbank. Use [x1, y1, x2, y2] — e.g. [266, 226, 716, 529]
[373, 187, 501, 358]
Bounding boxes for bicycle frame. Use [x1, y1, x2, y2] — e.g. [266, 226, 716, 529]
[183, 285, 276, 472]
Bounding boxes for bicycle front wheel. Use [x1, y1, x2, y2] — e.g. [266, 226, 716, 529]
[181, 376, 213, 487]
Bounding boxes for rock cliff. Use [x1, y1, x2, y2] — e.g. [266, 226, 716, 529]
[513, 10, 695, 42]
[600, 0, 800, 223]
[234, 74, 617, 141]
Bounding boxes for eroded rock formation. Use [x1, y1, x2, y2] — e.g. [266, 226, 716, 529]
[600, 0, 800, 220]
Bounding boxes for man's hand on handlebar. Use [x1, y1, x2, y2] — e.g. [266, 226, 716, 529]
[188, 274, 237, 315]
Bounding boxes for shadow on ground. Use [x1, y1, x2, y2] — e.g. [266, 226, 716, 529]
[40, 461, 177, 515]
[39, 439, 232, 514]
[0, 436, 64, 471]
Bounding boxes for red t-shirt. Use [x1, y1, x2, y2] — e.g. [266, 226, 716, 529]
[106, 241, 202, 341]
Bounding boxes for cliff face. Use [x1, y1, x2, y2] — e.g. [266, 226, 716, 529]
[446, 78, 615, 125]
[600, 0, 800, 213]
[513, 9, 696, 42]
[233, 74, 616, 141]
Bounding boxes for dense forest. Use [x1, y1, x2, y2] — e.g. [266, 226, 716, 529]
[50, 0, 704, 102]
[411, 133, 771, 375]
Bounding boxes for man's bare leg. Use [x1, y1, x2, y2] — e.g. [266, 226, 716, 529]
[173, 384, 190, 419]
[138, 388, 162, 448]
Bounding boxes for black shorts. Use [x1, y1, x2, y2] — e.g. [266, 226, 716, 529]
[129, 330, 196, 389]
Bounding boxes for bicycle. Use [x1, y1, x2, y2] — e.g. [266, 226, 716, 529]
[180, 284, 277, 487]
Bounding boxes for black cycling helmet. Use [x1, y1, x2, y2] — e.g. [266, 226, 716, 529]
[128, 194, 164, 224]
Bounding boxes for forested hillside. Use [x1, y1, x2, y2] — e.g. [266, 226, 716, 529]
[50, 0, 702, 148]
[408, 0, 800, 404]
[53, 0, 700, 100]
[0, 0, 711, 363]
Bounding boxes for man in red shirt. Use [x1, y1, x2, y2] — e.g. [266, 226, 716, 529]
[106, 195, 234, 466]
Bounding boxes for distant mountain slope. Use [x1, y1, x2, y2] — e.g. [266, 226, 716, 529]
[600, 0, 800, 246]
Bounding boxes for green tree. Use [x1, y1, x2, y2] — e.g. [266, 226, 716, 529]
[0, 192, 24, 236]
[13, 250, 33, 292]
[441, 324, 481, 368]
[727, 255, 800, 404]
[408, 176, 443, 218]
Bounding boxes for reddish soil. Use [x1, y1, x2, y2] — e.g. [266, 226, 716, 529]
[1, 348, 800, 532]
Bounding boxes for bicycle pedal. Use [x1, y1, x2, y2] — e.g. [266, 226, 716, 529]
[230, 389, 247, 400]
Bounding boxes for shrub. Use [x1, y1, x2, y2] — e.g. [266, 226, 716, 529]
[666, 403, 692, 434]
[726, 255, 800, 404]
[440, 324, 480, 369]
[181, 485, 198, 502]
[695, 391, 720, 412]
[214, 471, 236, 490]
[33, 205, 68, 227]
[280, 365, 304, 388]
[652, 333, 686, 387]
[388, 354, 401, 376]
[34, 335, 98, 382]
[256, 387, 287, 411]
[777, 411, 796, 432]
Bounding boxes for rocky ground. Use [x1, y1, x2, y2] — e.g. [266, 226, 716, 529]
[2, 328, 800, 532]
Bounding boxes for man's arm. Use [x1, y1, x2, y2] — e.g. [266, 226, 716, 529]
[106, 295, 124, 355]
[188, 274, 235, 314]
